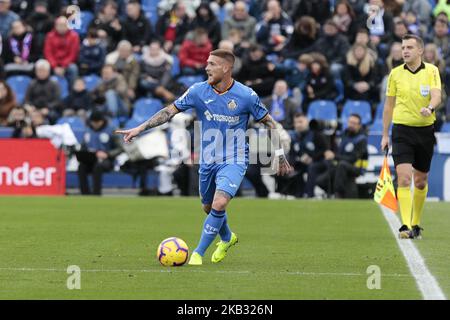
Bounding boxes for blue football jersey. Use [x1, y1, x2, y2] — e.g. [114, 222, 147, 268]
[174, 80, 268, 166]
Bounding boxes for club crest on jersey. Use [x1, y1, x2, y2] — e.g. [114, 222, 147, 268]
[227, 99, 237, 110]
[420, 85, 430, 97]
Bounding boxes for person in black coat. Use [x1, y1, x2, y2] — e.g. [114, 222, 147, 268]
[281, 15, 318, 60]
[190, 3, 221, 48]
[276, 113, 329, 198]
[121, 0, 153, 53]
[62, 78, 94, 118]
[25, 1, 53, 61]
[236, 44, 278, 97]
[89, 0, 123, 53]
[294, 0, 332, 25]
[342, 44, 378, 101]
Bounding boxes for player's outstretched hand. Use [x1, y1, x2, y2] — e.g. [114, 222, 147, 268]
[115, 127, 142, 143]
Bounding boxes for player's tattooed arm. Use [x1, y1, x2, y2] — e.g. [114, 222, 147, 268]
[115, 104, 180, 143]
[259, 114, 293, 176]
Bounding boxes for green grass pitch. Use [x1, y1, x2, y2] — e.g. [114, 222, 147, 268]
[0, 196, 449, 299]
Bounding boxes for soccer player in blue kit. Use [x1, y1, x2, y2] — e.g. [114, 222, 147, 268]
[116, 49, 292, 265]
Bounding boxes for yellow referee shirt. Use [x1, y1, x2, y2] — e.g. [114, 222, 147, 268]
[386, 62, 441, 127]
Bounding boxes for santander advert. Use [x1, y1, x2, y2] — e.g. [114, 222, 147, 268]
[0, 139, 65, 195]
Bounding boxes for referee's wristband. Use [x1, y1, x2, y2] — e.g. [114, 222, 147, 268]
[275, 149, 285, 157]
[427, 105, 435, 113]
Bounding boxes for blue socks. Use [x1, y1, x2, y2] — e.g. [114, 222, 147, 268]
[219, 213, 232, 242]
[194, 209, 226, 256]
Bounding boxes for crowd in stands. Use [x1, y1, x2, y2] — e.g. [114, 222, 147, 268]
[0, 0, 449, 198]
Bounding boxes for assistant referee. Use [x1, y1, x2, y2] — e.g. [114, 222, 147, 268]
[382, 34, 442, 239]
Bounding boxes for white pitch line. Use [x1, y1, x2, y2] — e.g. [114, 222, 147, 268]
[0, 267, 411, 278]
[380, 205, 447, 300]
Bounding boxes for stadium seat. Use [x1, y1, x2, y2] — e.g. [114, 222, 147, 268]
[83, 74, 101, 92]
[6, 75, 32, 105]
[132, 98, 164, 122]
[369, 120, 383, 133]
[341, 100, 372, 129]
[177, 75, 205, 88]
[57, 116, 86, 143]
[307, 100, 338, 121]
[0, 127, 14, 138]
[171, 55, 180, 77]
[441, 122, 450, 133]
[124, 118, 142, 130]
[50, 75, 69, 99]
[374, 100, 384, 121]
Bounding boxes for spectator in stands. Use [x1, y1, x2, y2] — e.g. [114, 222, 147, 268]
[312, 19, 350, 79]
[255, 0, 293, 54]
[401, 0, 432, 28]
[157, 0, 201, 19]
[365, 0, 394, 49]
[332, 0, 358, 41]
[7, 106, 27, 135]
[10, 108, 47, 138]
[293, 0, 331, 25]
[380, 41, 402, 101]
[0, 79, 15, 125]
[2, 20, 36, 76]
[25, 1, 53, 61]
[426, 18, 449, 66]
[237, 44, 277, 97]
[105, 40, 140, 101]
[77, 110, 121, 196]
[343, 44, 377, 101]
[190, 2, 221, 48]
[224, 28, 248, 59]
[121, 0, 153, 53]
[24, 59, 61, 124]
[310, 114, 368, 198]
[276, 113, 329, 198]
[91, 64, 129, 118]
[155, 1, 191, 53]
[43, 16, 80, 86]
[0, 0, 19, 41]
[303, 56, 337, 111]
[424, 43, 446, 76]
[404, 10, 422, 36]
[178, 28, 212, 76]
[281, 15, 318, 60]
[218, 39, 242, 75]
[140, 39, 176, 102]
[262, 80, 297, 130]
[354, 28, 378, 61]
[90, 0, 123, 53]
[391, 19, 409, 43]
[79, 28, 106, 76]
[222, 1, 257, 46]
[209, 0, 235, 22]
[62, 78, 94, 119]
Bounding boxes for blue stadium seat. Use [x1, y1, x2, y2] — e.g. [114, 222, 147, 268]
[51, 75, 69, 99]
[6, 75, 32, 105]
[341, 100, 372, 129]
[124, 118, 142, 130]
[177, 75, 205, 88]
[132, 98, 164, 122]
[83, 74, 101, 91]
[369, 120, 383, 133]
[0, 127, 14, 138]
[307, 100, 338, 121]
[171, 55, 180, 77]
[375, 100, 384, 121]
[441, 122, 450, 133]
[57, 116, 86, 143]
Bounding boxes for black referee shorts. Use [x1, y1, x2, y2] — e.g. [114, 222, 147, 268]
[391, 124, 436, 173]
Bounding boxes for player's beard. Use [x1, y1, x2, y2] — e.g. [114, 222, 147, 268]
[207, 74, 220, 86]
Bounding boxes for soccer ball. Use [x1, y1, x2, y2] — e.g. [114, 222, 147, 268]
[157, 237, 189, 266]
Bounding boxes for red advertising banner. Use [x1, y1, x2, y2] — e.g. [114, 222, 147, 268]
[0, 139, 66, 195]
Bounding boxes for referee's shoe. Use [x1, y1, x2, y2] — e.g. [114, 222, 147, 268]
[411, 225, 424, 239]
[399, 225, 413, 239]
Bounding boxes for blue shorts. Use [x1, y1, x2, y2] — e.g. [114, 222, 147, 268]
[199, 164, 247, 205]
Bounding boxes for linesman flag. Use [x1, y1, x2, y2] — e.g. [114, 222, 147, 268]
[374, 149, 398, 212]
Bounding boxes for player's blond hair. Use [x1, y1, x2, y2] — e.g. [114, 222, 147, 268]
[210, 49, 235, 66]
